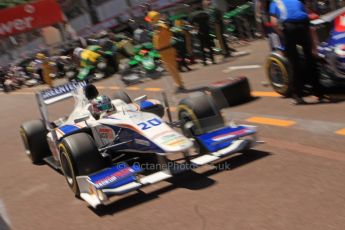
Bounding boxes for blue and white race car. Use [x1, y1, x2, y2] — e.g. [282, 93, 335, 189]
[20, 81, 258, 208]
[266, 7, 345, 96]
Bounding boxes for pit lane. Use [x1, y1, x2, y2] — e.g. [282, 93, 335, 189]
[1, 40, 345, 230]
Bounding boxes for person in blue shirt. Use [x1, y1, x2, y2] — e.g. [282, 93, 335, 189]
[269, 0, 324, 104]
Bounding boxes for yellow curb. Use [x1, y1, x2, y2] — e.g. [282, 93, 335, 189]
[336, 128, 345, 136]
[144, 88, 162, 92]
[126, 87, 141, 91]
[108, 86, 120, 90]
[251, 91, 280, 97]
[246, 116, 296, 127]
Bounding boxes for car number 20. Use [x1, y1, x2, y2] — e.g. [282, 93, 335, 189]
[137, 118, 162, 130]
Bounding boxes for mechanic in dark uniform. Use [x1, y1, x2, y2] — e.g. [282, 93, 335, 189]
[203, 0, 232, 58]
[171, 20, 192, 72]
[269, 0, 324, 104]
[190, 10, 215, 65]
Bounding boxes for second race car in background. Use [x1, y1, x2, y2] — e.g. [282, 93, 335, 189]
[266, 7, 345, 96]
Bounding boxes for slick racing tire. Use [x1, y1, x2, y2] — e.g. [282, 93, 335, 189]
[59, 133, 105, 196]
[266, 52, 292, 97]
[112, 91, 132, 103]
[178, 93, 224, 136]
[20, 120, 50, 164]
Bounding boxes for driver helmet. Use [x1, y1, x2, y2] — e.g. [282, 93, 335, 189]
[92, 95, 114, 114]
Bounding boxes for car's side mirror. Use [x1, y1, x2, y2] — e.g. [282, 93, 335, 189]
[134, 95, 147, 103]
[74, 114, 90, 123]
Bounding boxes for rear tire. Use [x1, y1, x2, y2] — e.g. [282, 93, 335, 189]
[20, 120, 50, 164]
[59, 133, 105, 196]
[266, 52, 292, 97]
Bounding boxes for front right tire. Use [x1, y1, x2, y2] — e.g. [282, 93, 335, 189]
[178, 93, 224, 136]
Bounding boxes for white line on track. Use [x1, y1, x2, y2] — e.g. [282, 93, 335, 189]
[19, 184, 48, 199]
[231, 50, 251, 57]
[223, 64, 261, 73]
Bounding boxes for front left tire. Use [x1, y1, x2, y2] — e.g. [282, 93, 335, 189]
[59, 133, 105, 196]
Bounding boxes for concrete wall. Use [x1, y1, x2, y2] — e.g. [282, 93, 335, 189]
[70, 14, 93, 32]
[96, 0, 129, 21]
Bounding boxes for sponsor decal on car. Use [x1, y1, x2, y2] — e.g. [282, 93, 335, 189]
[90, 164, 142, 189]
[40, 81, 87, 100]
[135, 139, 150, 146]
[158, 133, 179, 144]
[157, 133, 189, 147]
[212, 129, 251, 142]
[99, 127, 114, 139]
[55, 124, 86, 139]
[93, 167, 134, 189]
[164, 138, 189, 147]
[96, 126, 116, 146]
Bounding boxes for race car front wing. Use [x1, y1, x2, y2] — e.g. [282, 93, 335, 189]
[76, 125, 258, 208]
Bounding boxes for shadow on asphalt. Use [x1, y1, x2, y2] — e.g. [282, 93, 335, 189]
[90, 149, 271, 217]
[0, 215, 10, 230]
[281, 96, 345, 106]
[203, 149, 271, 177]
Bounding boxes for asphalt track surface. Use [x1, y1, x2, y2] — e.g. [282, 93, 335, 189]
[0, 40, 345, 230]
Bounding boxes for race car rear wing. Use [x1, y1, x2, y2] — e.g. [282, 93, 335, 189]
[37, 81, 88, 105]
[311, 6, 345, 26]
[36, 81, 87, 130]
